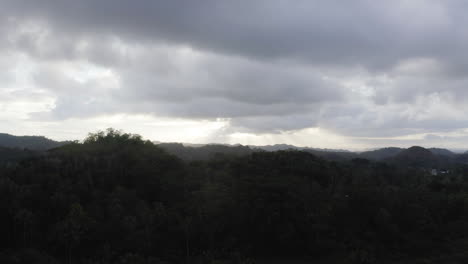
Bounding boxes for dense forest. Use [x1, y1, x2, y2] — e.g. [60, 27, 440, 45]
[2, 129, 468, 263]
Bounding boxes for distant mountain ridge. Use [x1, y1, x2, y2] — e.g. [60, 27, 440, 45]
[428, 148, 456, 157]
[0, 133, 69, 150]
[156, 142, 254, 161]
[359, 147, 403, 160]
[155, 141, 464, 167]
[0, 132, 464, 167]
[389, 146, 438, 167]
[114, 138, 468, 169]
[250, 143, 351, 153]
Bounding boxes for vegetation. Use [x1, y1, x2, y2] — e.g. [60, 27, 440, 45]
[157, 143, 253, 161]
[0, 133, 68, 151]
[2, 129, 468, 263]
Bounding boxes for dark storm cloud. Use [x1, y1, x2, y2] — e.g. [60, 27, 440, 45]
[2, 0, 465, 68]
[23, 36, 344, 127]
[3, 0, 468, 140]
[116, 53, 343, 106]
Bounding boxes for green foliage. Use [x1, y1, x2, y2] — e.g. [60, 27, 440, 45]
[83, 128, 144, 145]
[1, 129, 468, 263]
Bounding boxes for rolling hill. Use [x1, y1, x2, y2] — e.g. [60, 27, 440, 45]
[0, 133, 69, 150]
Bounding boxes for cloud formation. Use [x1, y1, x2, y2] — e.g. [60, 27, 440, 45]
[2, 0, 468, 148]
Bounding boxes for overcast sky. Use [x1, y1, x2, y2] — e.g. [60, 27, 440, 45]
[2, 0, 468, 149]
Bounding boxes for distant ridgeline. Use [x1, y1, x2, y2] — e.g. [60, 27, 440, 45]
[155, 142, 254, 161]
[0, 133, 69, 150]
[157, 141, 468, 169]
[0, 133, 70, 164]
[0, 131, 466, 168]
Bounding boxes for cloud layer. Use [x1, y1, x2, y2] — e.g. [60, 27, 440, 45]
[2, 0, 468, 148]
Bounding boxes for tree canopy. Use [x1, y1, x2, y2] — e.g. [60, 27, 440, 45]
[1, 129, 468, 263]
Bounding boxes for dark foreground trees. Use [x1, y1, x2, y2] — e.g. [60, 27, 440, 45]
[1, 129, 468, 263]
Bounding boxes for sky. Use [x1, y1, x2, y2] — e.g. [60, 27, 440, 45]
[2, 0, 468, 150]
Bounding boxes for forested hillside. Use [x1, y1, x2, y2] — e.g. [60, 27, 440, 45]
[2, 129, 468, 263]
[0, 133, 68, 150]
[157, 143, 254, 161]
[0, 147, 39, 165]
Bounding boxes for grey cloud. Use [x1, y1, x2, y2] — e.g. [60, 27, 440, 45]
[230, 113, 320, 133]
[117, 52, 343, 105]
[424, 134, 443, 141]
[318, 101, 468, 138]
[1, 0, 465, 69]
[3, 0, 468, 142]
[27, 42, 344, 126]
[388, 77, 468, 104]
[154, 99, 312, 120]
